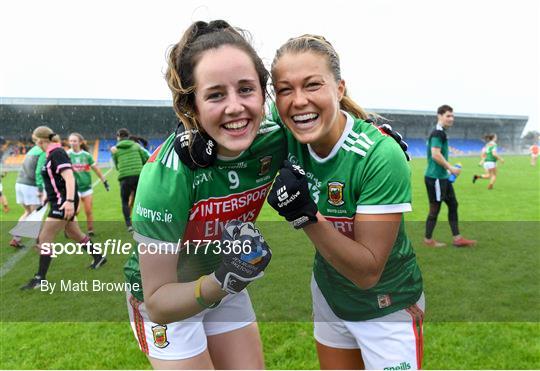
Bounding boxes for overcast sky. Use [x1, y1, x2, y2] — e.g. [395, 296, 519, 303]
[1, 0, 538, 134]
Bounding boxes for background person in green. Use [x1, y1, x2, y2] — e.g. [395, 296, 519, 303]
[268, 34, 424, 370]
[424, 105, 476, 247]
[11, 132, 46, 248]
[473, 133, 504, 190]
[110, 128, 149, 232]
[68, 133, 109, 236]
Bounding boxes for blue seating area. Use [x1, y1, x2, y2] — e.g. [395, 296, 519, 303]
[97, 139, 116, 163]
[95, 137, 489, 162]
[404, 138, 426, 158]
[405, 138, 487, 158]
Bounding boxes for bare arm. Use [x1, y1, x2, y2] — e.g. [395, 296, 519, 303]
[492, 148, 504, 163]
[91, 164, 106, 182]
[303, 212, 401, 289]
[432, 147, 460, 175]
[139, 248, 228, 324]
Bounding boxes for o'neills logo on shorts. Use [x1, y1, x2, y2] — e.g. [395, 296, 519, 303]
[184, 181, 272, 240]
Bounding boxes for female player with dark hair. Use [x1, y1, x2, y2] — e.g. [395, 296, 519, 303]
[123, 20, 282, 369]
[473, 133, 504, 189]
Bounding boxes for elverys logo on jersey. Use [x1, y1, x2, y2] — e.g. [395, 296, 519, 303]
[327, 181, 345, 206]
[184, 181, 272, 240]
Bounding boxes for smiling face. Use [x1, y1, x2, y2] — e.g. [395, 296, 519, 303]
[193, 45, 265, 157]
[272, 51, 346, 157]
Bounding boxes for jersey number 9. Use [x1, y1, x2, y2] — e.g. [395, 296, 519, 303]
[228, 171, 239, 189]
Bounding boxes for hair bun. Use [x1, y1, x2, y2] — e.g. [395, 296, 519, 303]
[208, 20, 230, 31]
[191, 20, 231, 40]
[48, 133, 56, 140]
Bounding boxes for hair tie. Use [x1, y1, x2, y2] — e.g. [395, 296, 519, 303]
[48, 133, 56, 140]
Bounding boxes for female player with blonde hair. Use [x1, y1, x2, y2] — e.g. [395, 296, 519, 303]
[21, 126, 106, 290]
[268, 35, 424, 370]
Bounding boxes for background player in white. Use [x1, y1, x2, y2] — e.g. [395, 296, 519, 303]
[68, 132, 109, 236]
[124, 20, 278, 369]
[268, 35, 424, 370]
[473, 133, 504, 190]
[11, 131, 46, 248]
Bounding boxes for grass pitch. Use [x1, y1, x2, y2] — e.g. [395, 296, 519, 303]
[0, 155, 539, 369]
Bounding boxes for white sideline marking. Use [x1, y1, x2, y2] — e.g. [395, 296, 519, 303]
[91, 165, 114, 188]
[0, 247, 31, 278]
[1, 164, 115, 278]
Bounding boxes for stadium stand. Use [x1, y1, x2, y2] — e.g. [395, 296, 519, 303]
[0, 98, 528, 165]
[376, 108, 526, 157]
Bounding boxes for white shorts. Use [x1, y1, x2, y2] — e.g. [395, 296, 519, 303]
[78, 189, 93, 198]
[483, 161, 496, 170]
[312, 277, 425, 370]
[15, 183, 41, 206]
[126, 289, 256, 360]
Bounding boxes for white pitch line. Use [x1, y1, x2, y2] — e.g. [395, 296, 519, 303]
[0, 246, 31, 278]
[91, 164, 114, 188]
[1, 163, 114, 279]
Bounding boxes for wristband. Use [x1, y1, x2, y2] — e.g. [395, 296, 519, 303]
[194, 275, 220, 309]
[65, 199, 75, 203]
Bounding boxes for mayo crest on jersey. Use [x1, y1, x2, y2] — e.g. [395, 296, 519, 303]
[124, 119, 286, 301]
[284, 110, 423, 321]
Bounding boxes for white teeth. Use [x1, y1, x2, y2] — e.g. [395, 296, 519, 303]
[223, 120, 248, 129]
[292, 113, 318, 122]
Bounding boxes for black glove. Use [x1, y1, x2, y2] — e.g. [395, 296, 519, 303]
[214, 221, 272, 294]
[377, 123, 411, 161]
[103, 180, 110, 192]
[267, 161, 318, 229]
[173, 121, 217, 170]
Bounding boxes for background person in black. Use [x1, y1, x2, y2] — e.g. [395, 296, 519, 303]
[21, 126, 106, 290]
[424, 105, 476, 248]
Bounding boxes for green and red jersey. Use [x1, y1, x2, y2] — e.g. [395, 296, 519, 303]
[68, 150, 95, 192]
[284, 111, 423, 321]
[124, 120, 286, 301]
